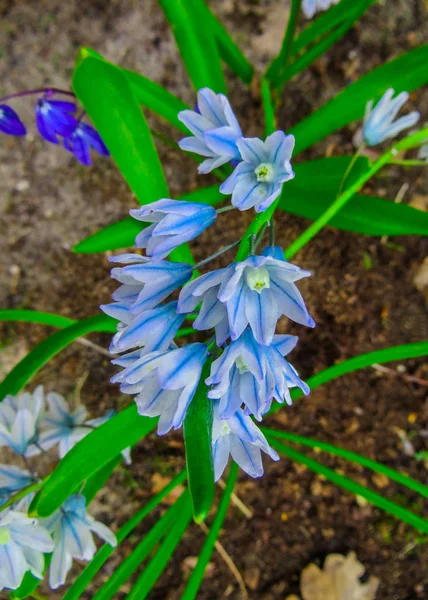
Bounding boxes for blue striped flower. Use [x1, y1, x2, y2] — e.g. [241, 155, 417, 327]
[0, 387, 45, 457]
[178, 87, 242, 173]
[362, 89, 420, 146]
[42, 494, 116, 589]
[112, 343, 209, 435]
[63, 122, 109, 166]
[220, 131, 295, 212]
[212, 404, 279, 481]
[130, 200, 216, 260]
[35, 98, 77, 144]
[178, 254, 314, 346]
[0, 508, 53, 591]
[0, 104, 26, 136]
[302, 0, 340, 19]
[0, 465, 33, 507]
[206, 329, 309, 420]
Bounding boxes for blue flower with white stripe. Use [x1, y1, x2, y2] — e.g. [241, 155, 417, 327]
[220, 131, 295, 212]
[0, 465, 34, 507]
[105, 301, 185, 355]
[178, 87, 242, 173]
[362, 89, 420, 146]
[212, 404, 279, 481]
[0, 104, 26, 136]
[178, 254, 314, 346]
[63, 121, 109, 166]
[35, 98, 77, 144]
[0, 508, 53, 591]
[112, 343, 209, 435]
[0, 386, 45, 457]
[206, 329, 309, 420]
[130, 199, 216, 260]
[42, 494, 116, 589]
[302, 0, 340, 19]
[101, 253, 192, 319]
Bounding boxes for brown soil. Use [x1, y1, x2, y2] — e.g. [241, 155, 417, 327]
[0, 0, 427, 599]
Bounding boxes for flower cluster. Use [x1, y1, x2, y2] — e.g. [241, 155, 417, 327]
[0, 387, 118, 592]
[103, 88, 313, 482]
[0, 89, 109, 166]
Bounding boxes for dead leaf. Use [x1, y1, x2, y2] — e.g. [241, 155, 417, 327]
[301, 552, 379, 600]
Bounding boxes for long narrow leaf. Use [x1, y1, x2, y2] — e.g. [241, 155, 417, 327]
[0, 315, 116, 401]
[126, 493, 193, 600]
[269, 437, 428, 533]
[64, 472, 187, 600]
[181, 462, 239, 600]
[0, 309, 75, 329]
[159, 0, 226, 93]
[292, 45, 428, 155]
[268, 341, 428, 414]
[263, 428, 428, 498]
[29, 406, 156, 517]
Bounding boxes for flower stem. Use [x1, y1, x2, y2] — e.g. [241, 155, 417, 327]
[261, 79, 276, 136]
[388, 158, 428, 167]
[193, 240, 240, 269]
[337, 143, 366, 197]
[216, 205, 236, 214]
[0, 88, 75, 102]
[283, 128, 428, 260]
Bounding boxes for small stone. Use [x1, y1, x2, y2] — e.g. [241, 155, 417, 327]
[372, 473, 389, 489]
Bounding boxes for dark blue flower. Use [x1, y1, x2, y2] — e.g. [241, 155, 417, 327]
[63, 122, 109, 166]
[0, 104, 26, 136]
[35, 98, 77, 144]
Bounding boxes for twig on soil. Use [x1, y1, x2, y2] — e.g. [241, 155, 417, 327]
[218, 479, 253, 518]
[198, 522, 249, 599]
[76, 337, 113, 358]
[372, 363, 428, 387]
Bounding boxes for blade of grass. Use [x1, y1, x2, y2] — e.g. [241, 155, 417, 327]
[262, 428, 428, 498]
[126, 492, 193, 600]
[0, 309, 75, 329]
[269, 437, 428, 533]
[63, 471, 187, 600]
[181, 462, 239, 600]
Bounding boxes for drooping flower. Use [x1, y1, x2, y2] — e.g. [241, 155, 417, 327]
[0, 104, 26, 136]
[42, 494, 116, 589]
[0, 508, 53, 591]
[38, 392, 128, 461]
[178, 254, 314, 346]
[0, 465, 34, 506]
[220, 131, 295, 212]
[212, 404, 279, 481]
[130, 199, 216, 260]
[101, 254, 192, 318]
[63, 121, 109, 166]
[106, 301, 185, 355]
[206, 329, 309, 420]
[178, 87, 243, 173]
[35, 98, 77, 144]
[112, 343, 209, 435]
[0, 386, 45, 456]
[302, 0, 340, 19]
[362, 89, 420, 146]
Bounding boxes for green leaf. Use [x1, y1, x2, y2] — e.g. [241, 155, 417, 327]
[269, 437, 428, 533]
[292, 45, 428, 155]
[93, 492, 190, 600]
[281, 157, 428, 236]
[159, 0, 226, 93]
[198, 1, 254, 84]
[268, 341, 428, 415]
[73, 52, 169, 205]
[10, 555, 52, 599]
[126, 493, 193, 600]
[0, 314, 116, 402]
[181, 462, 239, 600]
[29, 406, 156, 517]
[184, 362, 214, 523]
[0, 309, 75, 328]
[262, 428, 428, 498]
[82, 456, 122, 504]
[73, 184, 224, 254]
[63, 471, 187, 600]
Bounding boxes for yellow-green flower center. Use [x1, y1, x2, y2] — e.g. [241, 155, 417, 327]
[255, 162, 274, 182]
[246, 266, 270, 294]
[0, 527, 11, 545]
